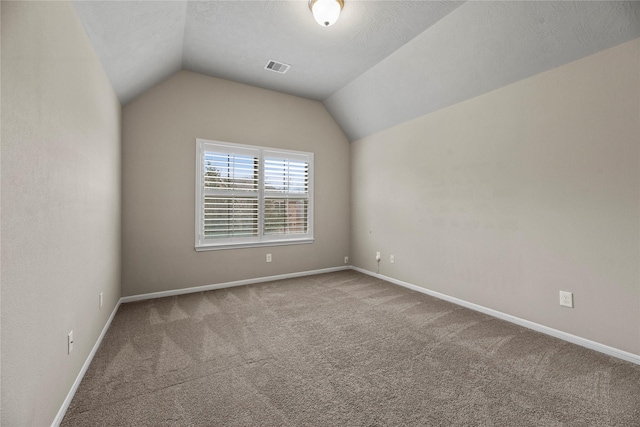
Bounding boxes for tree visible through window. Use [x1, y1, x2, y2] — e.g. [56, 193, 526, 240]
[196, 139, 313, 250]
[264, 157, 309, 236]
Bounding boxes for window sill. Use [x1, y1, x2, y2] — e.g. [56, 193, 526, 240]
[195, 238, 314, 252]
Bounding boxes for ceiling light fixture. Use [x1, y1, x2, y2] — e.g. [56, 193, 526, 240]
[309, 0, 344, 27]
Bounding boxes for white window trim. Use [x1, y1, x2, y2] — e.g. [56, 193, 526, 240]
[195, 138, 314, 251]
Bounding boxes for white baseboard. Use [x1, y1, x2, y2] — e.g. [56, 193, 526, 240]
[120, 265, 350, 303]
[51, 299, 122, 427]
[351, 266, 640, 366]
[53, 265, 349, 425]
[53, 263, 638, 425]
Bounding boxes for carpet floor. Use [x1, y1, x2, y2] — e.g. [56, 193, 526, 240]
[62, 270, 640, 426]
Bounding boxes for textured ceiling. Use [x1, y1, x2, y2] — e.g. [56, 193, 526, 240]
[72, 1, 187, 105]
[182, 1, 464, 101]
[72, 1, 639, 141]
[326, 0, 640, 140]
[72, 0, 464, 104]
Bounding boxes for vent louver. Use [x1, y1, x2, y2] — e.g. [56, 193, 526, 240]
[265, 60, 290, 74]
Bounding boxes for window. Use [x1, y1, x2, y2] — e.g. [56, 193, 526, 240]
[195, 139, 313, 251]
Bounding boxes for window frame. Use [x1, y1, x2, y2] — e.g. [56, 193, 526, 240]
[195, 138, 314, 251]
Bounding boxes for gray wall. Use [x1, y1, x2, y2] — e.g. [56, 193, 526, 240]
[1, 3, 637, 424]
[121, 71, 350, 297]
[1, 1, 122, 425]
[325, 1, 640, 142]
[350, 39, 640, 355]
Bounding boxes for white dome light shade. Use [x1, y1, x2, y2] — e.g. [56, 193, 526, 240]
[309, 0, 344, 27]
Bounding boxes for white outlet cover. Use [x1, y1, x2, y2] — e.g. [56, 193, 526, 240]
[559, 291, 574, 308]
[68, 331, 74, 354]
[266, 254, 272, 263]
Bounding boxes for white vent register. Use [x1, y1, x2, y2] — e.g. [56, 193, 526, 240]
[265, 60, 290, 74]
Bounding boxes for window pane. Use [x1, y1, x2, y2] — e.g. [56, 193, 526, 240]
[197, 139, 313, 249]
[264, 158, 308, 194]
[264, 198, 308, 235]
[204, 196, 258, 238]
[204, 152, 258, 191]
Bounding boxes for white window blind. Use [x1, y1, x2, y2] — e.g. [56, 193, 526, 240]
[264, 153, 310, 237]
[196, 139, 313, 250]
[203, 150, 259, 239]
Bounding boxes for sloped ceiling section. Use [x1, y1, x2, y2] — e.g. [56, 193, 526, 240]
[181, 1, 464, 101]
[72, 0, 464, 105]
[73, 1, 639, 140]
[72, 1, 187, 104]
[324, 1, 640, 141]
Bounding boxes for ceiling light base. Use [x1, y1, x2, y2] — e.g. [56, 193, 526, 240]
[309, 0, 344, 27]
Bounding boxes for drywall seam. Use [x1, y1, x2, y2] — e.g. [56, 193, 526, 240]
[351, 266, 640, 366]
[51, 300, 122, 427]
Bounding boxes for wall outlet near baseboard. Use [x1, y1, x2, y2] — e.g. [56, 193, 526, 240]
[390, 255, 395, 264]
[376, 251, 381, 262]
[99, 292, 103, 309]
[559, 291, 574, 308]
[344, 256, 349, 264]
[266, 253, 272, 263]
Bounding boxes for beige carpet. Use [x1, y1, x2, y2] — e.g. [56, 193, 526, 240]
[62, 270, 640, 426]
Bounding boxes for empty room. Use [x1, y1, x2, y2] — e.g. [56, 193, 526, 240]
[2, 0, 640, 425]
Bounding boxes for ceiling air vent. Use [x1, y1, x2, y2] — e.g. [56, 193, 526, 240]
[264, 60, 290, 74]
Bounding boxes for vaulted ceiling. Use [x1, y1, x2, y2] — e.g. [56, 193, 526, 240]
[72, 1, 639, 141]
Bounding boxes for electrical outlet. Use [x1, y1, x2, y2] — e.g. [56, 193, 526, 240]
[266, 253, 272, 263]
[344, 256, 349, 264]
[99, 292, 103, 309]
[376, 251, 381, 262]
[68, 331, 74, 354]
[559, 291, 574, 308]
[390, 255, 395, 264]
